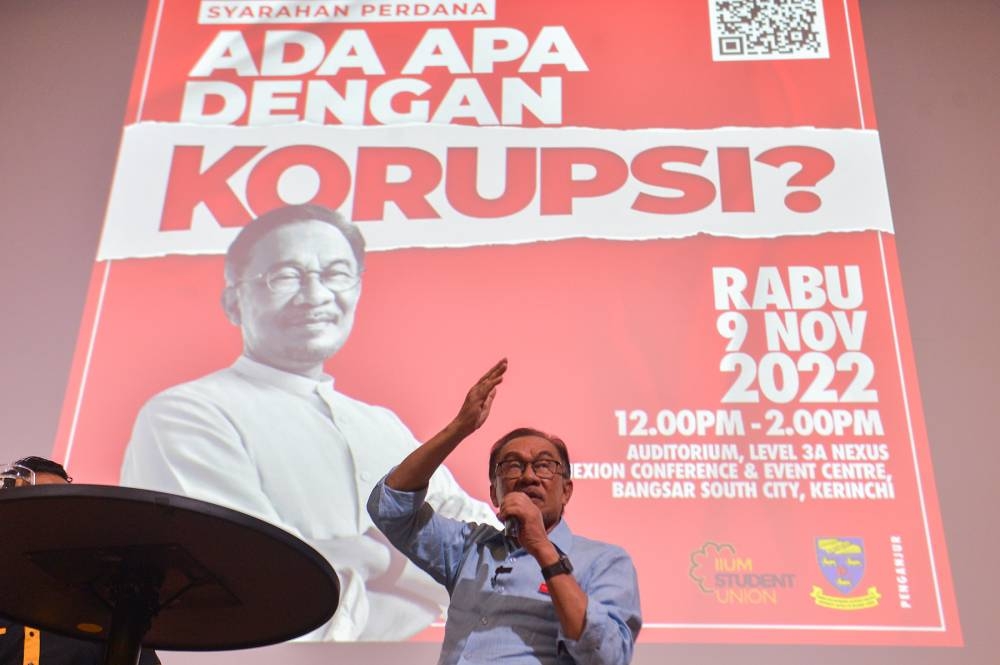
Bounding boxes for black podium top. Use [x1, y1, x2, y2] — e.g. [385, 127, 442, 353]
[0, 484, 339, 651]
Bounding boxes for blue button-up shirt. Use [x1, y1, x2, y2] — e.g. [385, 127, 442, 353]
[368, 477, 641, 664]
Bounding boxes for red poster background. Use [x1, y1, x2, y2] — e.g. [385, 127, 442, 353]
[51, 0, 960, 645]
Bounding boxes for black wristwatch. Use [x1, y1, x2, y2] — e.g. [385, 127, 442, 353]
[540, 553, 574, 580]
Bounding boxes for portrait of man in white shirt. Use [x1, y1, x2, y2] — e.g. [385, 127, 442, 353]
[120, 204, 499, 641]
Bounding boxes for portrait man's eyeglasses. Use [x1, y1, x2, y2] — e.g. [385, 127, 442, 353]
[495, 459, 567, 481]
[238, 266, 362, 295]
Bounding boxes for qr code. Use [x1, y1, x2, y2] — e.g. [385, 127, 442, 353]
[709, 0, 829, 61]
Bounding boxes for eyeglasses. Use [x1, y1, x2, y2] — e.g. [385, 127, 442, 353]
[0, 464, 72, 489]
[495, 458, 566, 481]
[0, 464, 35, 489]
[238, 266, 362, 296]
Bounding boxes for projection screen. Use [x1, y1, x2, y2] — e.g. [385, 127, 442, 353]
[4, 0, 996, 664]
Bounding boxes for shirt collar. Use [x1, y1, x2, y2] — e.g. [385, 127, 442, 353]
[547, 518, 574, 554]
[231, 355, 335, 397]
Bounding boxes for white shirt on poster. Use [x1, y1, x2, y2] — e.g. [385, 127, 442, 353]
[120, 355, 499, 641]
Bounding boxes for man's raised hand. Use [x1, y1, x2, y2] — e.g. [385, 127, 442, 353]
[452, 358, 508, 437]
[385, 358, 508, 492]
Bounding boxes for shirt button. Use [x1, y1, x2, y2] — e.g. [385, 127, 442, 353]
[360, 471, 372, 482]
[480, 616, 488, 625]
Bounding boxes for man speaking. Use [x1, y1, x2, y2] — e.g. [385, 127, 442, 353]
[120, 204, 498, 641]
[369, 359, 642, 664]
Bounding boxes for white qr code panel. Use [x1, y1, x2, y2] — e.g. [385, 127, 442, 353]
[710, 0, 830, 61]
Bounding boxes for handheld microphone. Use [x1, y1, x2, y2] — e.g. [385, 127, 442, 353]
[504, 516, 520, 540]
[502, 490, 523, 542]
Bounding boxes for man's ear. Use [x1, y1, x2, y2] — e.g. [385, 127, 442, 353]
[561, 478, 574, 508]
[222, 287, 241, 325]
[489, 482, 499, 509]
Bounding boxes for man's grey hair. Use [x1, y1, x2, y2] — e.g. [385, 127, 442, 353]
[224, 204, 366, 285]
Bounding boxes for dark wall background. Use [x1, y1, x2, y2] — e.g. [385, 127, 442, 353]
[1, 1, 996, 663]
